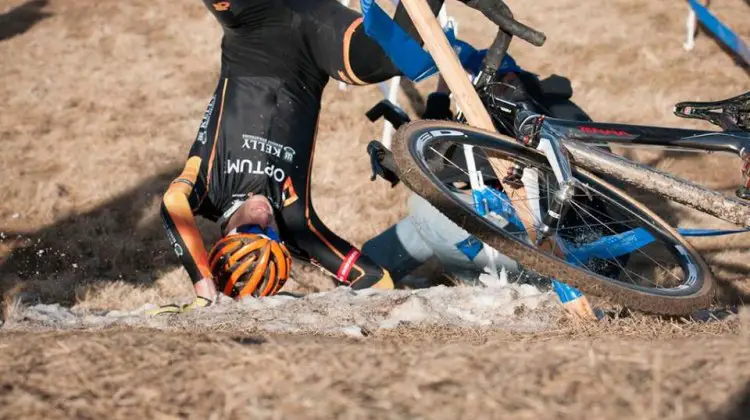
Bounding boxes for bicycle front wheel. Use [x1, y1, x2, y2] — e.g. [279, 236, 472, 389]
[392, 120, 714, 315]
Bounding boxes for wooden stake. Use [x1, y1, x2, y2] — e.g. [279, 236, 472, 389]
[399, 0, 531, 231]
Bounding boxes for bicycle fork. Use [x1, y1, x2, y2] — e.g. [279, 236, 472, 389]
[462, 111, 595, 319]
[503, 112, 597, 320]
[504, 111, 578, 245]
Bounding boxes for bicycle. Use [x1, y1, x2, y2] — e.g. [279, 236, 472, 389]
[363, 0, 750, 316]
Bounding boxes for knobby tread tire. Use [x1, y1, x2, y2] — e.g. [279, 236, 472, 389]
[392, 120, 715, 315]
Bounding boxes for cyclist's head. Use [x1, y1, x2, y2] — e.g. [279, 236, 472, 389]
[222, 194, 275, 235]
[209, 224, 291, 298]
[211, 195, 291, 298]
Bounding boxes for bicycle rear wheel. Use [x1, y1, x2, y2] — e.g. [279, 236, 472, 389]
[392, 120, 714, 315]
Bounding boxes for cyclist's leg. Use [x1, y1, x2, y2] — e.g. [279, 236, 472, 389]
[405, 193, 520, 277]
[274, 126, 394, 290]
[303, 0, 436, 85]
[361, 219, 434, 282]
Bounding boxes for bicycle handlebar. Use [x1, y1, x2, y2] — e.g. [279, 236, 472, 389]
[463, 0, 545, 80]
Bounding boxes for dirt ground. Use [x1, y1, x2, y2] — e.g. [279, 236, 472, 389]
[0, 319, 748, 420]
[1, 0, 750, 418]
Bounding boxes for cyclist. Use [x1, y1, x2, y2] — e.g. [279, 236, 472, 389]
[152, 0, 443, 314]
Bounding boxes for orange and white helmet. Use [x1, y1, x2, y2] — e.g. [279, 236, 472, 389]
[208, 226, 292, 298]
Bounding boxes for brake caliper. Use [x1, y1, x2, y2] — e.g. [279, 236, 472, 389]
[503, 113, 544, 189]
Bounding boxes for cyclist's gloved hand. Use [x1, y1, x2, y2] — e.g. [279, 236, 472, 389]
[421, 92, 453, 121]
[147, 296, 213, 316]
[367, 140, 400, 187]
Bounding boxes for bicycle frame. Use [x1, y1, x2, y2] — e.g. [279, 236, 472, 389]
[546, 118, 750, 159]
[531, 115, 750, 205]
[497, 108, 750, 229]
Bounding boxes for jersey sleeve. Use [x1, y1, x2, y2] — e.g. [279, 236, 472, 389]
[161, 156, 213, 283]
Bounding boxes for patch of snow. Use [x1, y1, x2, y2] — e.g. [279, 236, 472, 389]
[7, 281, 562, 335]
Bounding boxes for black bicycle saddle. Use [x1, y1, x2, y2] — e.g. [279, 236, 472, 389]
[674, 90, 750, 131]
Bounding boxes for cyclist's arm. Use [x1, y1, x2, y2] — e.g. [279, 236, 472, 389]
[305, 0, 405, 86]
[161, 156, 213, 285]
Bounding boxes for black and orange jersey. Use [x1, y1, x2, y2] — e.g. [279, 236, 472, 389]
[161, 0, 415, 289]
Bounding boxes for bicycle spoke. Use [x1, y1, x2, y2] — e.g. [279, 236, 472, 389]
[568, 199, 682, 286]
[423, 137, 690, 292]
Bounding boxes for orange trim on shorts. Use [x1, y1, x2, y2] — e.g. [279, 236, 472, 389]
[206, 78, 229, 192]
[337, 70, 353, 85]
[342, 17, 367, 86]
[282, 177, 299, 207]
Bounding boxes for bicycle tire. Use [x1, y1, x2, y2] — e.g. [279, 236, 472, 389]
[392, 120, 715, 315]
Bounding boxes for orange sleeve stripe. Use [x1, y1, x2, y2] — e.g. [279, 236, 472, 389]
[171, 156, 202, 193]
[164, 157, 212, 279]
[342, 18, 367, 86]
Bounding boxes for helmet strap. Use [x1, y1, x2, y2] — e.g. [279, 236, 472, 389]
[229, 224, 281, 242]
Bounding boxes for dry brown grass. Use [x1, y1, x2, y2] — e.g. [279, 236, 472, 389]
[1, 0, 748, 309]
[0, 319, 748, 420]
[1, 0, 750, 417]
[1, 0, 748, 311]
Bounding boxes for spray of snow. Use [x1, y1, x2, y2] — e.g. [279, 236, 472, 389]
[7, 270, 562, 336]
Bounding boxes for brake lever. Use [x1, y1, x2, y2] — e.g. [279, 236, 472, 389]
[461, 0, 546, 46]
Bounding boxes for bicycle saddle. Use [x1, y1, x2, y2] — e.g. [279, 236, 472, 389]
[674, 90, 750, 131]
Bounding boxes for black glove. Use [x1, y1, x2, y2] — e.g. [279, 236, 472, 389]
[147, 296, 213, 316]
[367, 140, 400, 187]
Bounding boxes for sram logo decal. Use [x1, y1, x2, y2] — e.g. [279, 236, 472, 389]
[416, 129, 467, 144]
[163, 223, 184, 257]
[577, 126, 631, 137]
